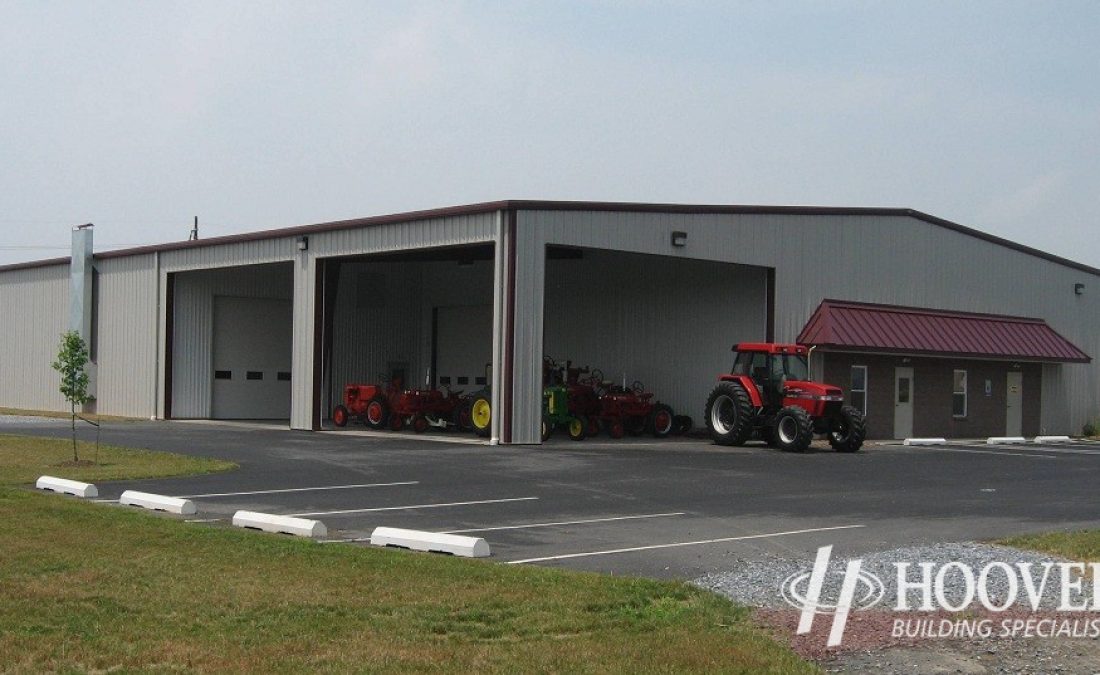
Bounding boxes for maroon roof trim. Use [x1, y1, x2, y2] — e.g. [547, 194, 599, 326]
[798, 299, 1091, 364]
[1, 200, 1098, 277]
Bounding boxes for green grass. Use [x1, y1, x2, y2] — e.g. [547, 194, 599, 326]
[0, 434, 236, 486]
[999, 530, 1100, 563]
[0, 435, 814, 673]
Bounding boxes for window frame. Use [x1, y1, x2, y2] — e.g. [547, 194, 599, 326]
[952, 369, 968, 418]
[850, 365, 868, 416]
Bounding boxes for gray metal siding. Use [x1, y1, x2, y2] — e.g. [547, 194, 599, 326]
[94, 255, 159, 417]
[0, 264, 70, 411]
[519, 209, 1100, 437]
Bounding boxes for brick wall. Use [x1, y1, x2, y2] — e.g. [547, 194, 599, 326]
[821, 352, 1042, 439]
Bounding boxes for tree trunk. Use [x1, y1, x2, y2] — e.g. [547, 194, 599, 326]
[71, 401, 78, 463]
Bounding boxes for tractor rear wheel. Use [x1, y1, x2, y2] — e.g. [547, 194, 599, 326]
[607, 419, 625, 439]
[828, 405, 866, 453]
[772, 406, 813, 453]
[470, 396, 492, 437]
[365, 397, 388, 429]
[412, 415, 429, 434]
[389, 415, 404, 432]
[705, 382, 753, 446]
[648, 403, 674, 437]
[332, 405, 349, 428]
[587, 417, 601, 437]
[568, 416, 587, 441]
[453, 400, 472, 431]
[541, 420, 552, 442]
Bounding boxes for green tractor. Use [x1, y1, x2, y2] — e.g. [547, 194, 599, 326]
[542, 359, 588, 441]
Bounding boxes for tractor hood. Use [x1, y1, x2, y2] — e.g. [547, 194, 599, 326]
[783, 381, 844, 401]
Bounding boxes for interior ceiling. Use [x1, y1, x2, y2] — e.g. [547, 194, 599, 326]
[327, 244, 583, 265]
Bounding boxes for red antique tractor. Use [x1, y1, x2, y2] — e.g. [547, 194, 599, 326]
[332, 376, 403, 429]
[332, 375, 463, 433]
[703, 343, 865, 452]
[568, 365, 674, 439]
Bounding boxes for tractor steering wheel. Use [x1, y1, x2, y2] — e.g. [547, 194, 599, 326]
[631, 380, 645, 395]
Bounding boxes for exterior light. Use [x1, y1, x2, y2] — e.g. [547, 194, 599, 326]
[1075, 283, 1085, 295]
[296, 236, 309, 251]
[671, 231, 687, 247]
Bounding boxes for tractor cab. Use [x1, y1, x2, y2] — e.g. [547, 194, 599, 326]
[730, 343, 811, 407]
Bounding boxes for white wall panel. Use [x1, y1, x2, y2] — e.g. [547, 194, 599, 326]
[94, 255, 158, 416]
[0, 264, 69, 411]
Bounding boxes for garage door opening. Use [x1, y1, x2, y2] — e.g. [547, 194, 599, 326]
[167, 262, 294, 422]
[541, 246, 769, 439]
[318, 244, 496, 437]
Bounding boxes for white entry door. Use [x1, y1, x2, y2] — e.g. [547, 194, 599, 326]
[894, 366, 914, 439]
[212, 296, 293, 419]
[1006, 371, 1023, 436]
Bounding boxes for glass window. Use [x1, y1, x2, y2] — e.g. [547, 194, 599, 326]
[953, 370, 968, 418]
[850, 365, 867, 415]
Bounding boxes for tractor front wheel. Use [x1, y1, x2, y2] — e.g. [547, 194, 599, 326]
[541, 420, 552, 442]
[568, 416, 587, 441]
[704, 382, 753, 446]
[332, 405, 349, 428]
[586, 416, 601, 437]
[412, 415, 429, 434]
[365, 397, 388, 429]
[389, 415, 404, 432]
[828, 405, 866, 453]
[772, 406, 813, 453]
[649, 403, 674, 438]
[607, 419, 625, 439]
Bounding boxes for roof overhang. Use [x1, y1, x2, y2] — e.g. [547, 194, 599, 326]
[797, 299, 1091, 364]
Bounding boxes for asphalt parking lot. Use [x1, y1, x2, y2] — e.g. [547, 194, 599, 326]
[10, 417, 1100, 579]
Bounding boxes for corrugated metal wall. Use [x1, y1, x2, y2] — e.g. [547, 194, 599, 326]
[94, 255, 159, 416]
[543, 249, 766, 424]
[171, 263, 293, 418]
[516, 209, 1100, 438]
[0, 264, 70, 411]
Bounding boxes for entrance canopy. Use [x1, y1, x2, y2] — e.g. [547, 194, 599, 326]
[798, 299, 1091, 363]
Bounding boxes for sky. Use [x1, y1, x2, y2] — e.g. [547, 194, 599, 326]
[1, 1, 1098, 268]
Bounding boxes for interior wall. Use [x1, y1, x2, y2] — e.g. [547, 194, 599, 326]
[171, 263, 293, 418]
[543, 249, 767, 423]
[325, 256, 494, 413]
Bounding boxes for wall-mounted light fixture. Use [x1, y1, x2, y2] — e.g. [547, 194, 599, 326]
[901, 357, 911, 364]
[1075, 283, 1085, 296]
[671, 231, 687, 247]
[296, 236, 309, 251]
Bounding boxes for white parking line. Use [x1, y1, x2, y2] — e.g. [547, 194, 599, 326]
[439, 512, 687, 534]
[174, 481, 419, 498]
[902, 446, 1057, 459]
[505, 524, 866, 564]
[286, 496, 539, 517]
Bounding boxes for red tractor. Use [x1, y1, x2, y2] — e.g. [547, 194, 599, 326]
[704, 343, 865, 452]
[332, 377, 403, 430]
[570, 366, 674, 439]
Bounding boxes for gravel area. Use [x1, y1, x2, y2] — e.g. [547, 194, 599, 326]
[694, 542, 1080, 610]
[695, 543, 1100, 672]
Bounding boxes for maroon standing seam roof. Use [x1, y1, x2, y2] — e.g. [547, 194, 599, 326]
[797, 300, 1091, 363]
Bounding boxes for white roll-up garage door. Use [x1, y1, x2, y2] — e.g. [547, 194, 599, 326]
[212, 296, 293, 419]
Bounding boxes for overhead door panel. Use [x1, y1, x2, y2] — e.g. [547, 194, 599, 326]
[212, 295, 292, 419]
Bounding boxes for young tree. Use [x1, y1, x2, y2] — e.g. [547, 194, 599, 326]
[51, 330, 93, 462]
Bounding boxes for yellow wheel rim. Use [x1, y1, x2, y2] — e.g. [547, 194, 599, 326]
[569, 419, 583, 436]
[472, 399, 491, 429]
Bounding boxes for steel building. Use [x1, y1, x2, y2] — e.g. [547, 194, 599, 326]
[0, 200, 1095, 443]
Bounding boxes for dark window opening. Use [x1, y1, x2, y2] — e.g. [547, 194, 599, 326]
[439, 376, 452, 385]
[214, 370, 232, 380]
[457, 376, 469, 385]
[475, 376, 487, 386]
[277, 372, 291, 381]
[247, 371, 264, 381]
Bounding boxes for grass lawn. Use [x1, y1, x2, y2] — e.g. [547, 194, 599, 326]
[999, 531, 1100, 563]
[0, 434, 236, 486]
[0, 435, 814, 673]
